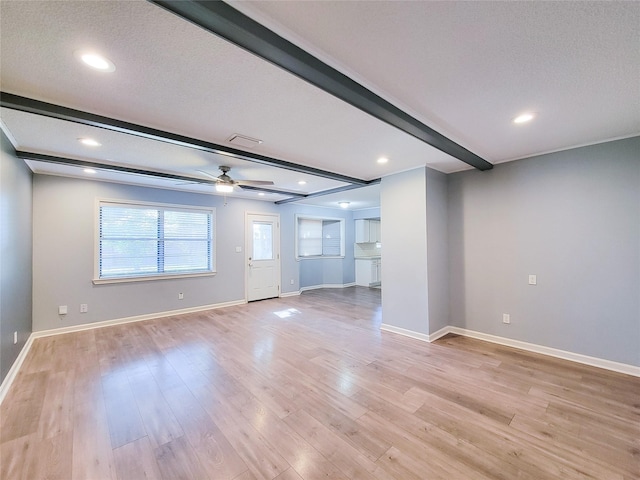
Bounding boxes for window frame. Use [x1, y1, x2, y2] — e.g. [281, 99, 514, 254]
[94, 199, 216, 284]
[295, 214, 345, 260]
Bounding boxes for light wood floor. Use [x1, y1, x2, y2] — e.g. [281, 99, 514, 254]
[1, 287, 638, 479]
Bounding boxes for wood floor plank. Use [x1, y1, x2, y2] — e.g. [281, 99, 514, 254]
[1, 287, 638, 480]
[72, 390, 117, 480]
[0, 371, 48, 443]
[37, 370, 75, 440]
[353, 392, 527, 480]
[128, 368, 185, 449]
[162, 383, 250, 480]
[283, 409, 396, 480]
[272, 468, 303, 480]
[188, 382, 291, 480]
[154, 436, 210, 480]
[101, 371, 147, 449]
[0, 434, 38, 480]
[113, 436, 163, 480]
[1, 431, 74, 480]
[509, 413, 640, 477]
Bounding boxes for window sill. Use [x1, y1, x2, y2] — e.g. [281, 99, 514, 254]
[296, 256, 345, 261]
[93, 271, 216, 285]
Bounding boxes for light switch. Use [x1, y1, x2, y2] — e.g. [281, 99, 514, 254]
[58, 305, 68, 315]
[528, 275, 537, 285]
[235, 246, 242, 253]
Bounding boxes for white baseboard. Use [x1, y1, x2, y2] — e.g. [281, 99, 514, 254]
[32, 299, 247, 339]
[299, 282, 356, 293]
[279, 291, 301, 298]
[380, 324, 452, 343]
[427, 326, 451, 342]
[381, 324, 640, 377]
[0, 299, 247, 404]
[380, 323, 431, 343]
[0, 334, 34, 405]
[448, 327, 640, 377]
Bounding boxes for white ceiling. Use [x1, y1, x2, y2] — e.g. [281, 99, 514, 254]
[1, 1, 638, 210]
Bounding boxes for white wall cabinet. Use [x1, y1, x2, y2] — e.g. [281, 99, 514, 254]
[369, 220, 380, 243]
[355, 219, 380, 243]
[355, 219, 369, 243]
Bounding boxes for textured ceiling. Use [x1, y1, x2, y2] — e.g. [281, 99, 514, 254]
[1, 0, 638, 209]
[233, 1, 640, 163]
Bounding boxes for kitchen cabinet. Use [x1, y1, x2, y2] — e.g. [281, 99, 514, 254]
[355, 257, 381, 287]
[369, 220, 380, 243]
[355, 219, 380, 243]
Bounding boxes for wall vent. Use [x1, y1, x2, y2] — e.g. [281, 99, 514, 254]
[227, 134, 263, 149]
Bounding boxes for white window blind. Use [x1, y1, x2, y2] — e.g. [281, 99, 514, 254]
[98, 201, 214, 280]
[298, 218, 323, 257]
[296, 215, 344, 258]
[322, 220, 341, 256]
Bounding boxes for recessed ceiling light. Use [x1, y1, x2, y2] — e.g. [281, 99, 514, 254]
[298, 180, 307, 185]
[78, 137, 101, 147]
[513, 112, 535, 124]
[377, 157, 389, 164]
[83, 168, 96, 174]
[338, 202, 350, 209]
[215, 184, 234, 193]
[258, 192, 265, 196]
[74, 50, 116, 72]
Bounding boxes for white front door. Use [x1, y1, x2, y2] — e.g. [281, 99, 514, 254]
[246, 213, 280, 302]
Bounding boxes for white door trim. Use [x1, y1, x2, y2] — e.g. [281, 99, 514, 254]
[245, 211, 281, 302]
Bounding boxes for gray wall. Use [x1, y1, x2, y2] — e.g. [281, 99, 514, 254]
[381, 168, 430, 334]
[448, 137, 640, 366]
[426, 168, 450, 333]
[0, 132, 33, 383]
[32, 176, 282, 331]
[31, 175, 356, 332]
[280, 203, 355, 289]
[353, 207, 380, 220]
[379, 167, 450, 336]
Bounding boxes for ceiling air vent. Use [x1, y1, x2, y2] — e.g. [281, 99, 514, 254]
[227, 134, 263, 149]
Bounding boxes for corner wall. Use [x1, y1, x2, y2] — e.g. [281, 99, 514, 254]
[448, 137, 640, 366]
[380, 168, 429, 334]
[0, 132, 33, 383]
[31, 175, 281, 332]
[426, 168, 450, 333]
[30, 175, 358, 332]
[279, 203, 355, 290]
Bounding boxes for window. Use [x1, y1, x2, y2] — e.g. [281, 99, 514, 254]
[96, 200, 214, 282]
[295, 215, 345, 259]
[252, 221, 274, 260]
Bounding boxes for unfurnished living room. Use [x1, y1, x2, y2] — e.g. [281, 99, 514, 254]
[0, 1, 638, 479]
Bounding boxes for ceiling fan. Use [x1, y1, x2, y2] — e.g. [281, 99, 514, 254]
[198, 165, 274, 193]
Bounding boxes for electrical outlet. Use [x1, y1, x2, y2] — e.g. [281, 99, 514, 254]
[178, 293, 184, 300]
[290, 279, 294, 285]
[80, 304, 88, 313]
[13, 331, 17, 344]
[503, 313, 511, 324]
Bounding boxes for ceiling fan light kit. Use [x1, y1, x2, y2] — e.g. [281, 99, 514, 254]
[215, 184, 234, 193]
[197, 165, 275, 196]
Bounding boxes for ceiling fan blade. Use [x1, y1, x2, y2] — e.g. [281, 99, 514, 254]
[196, 169, 222, 181]
[237, 180, 275, 186]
